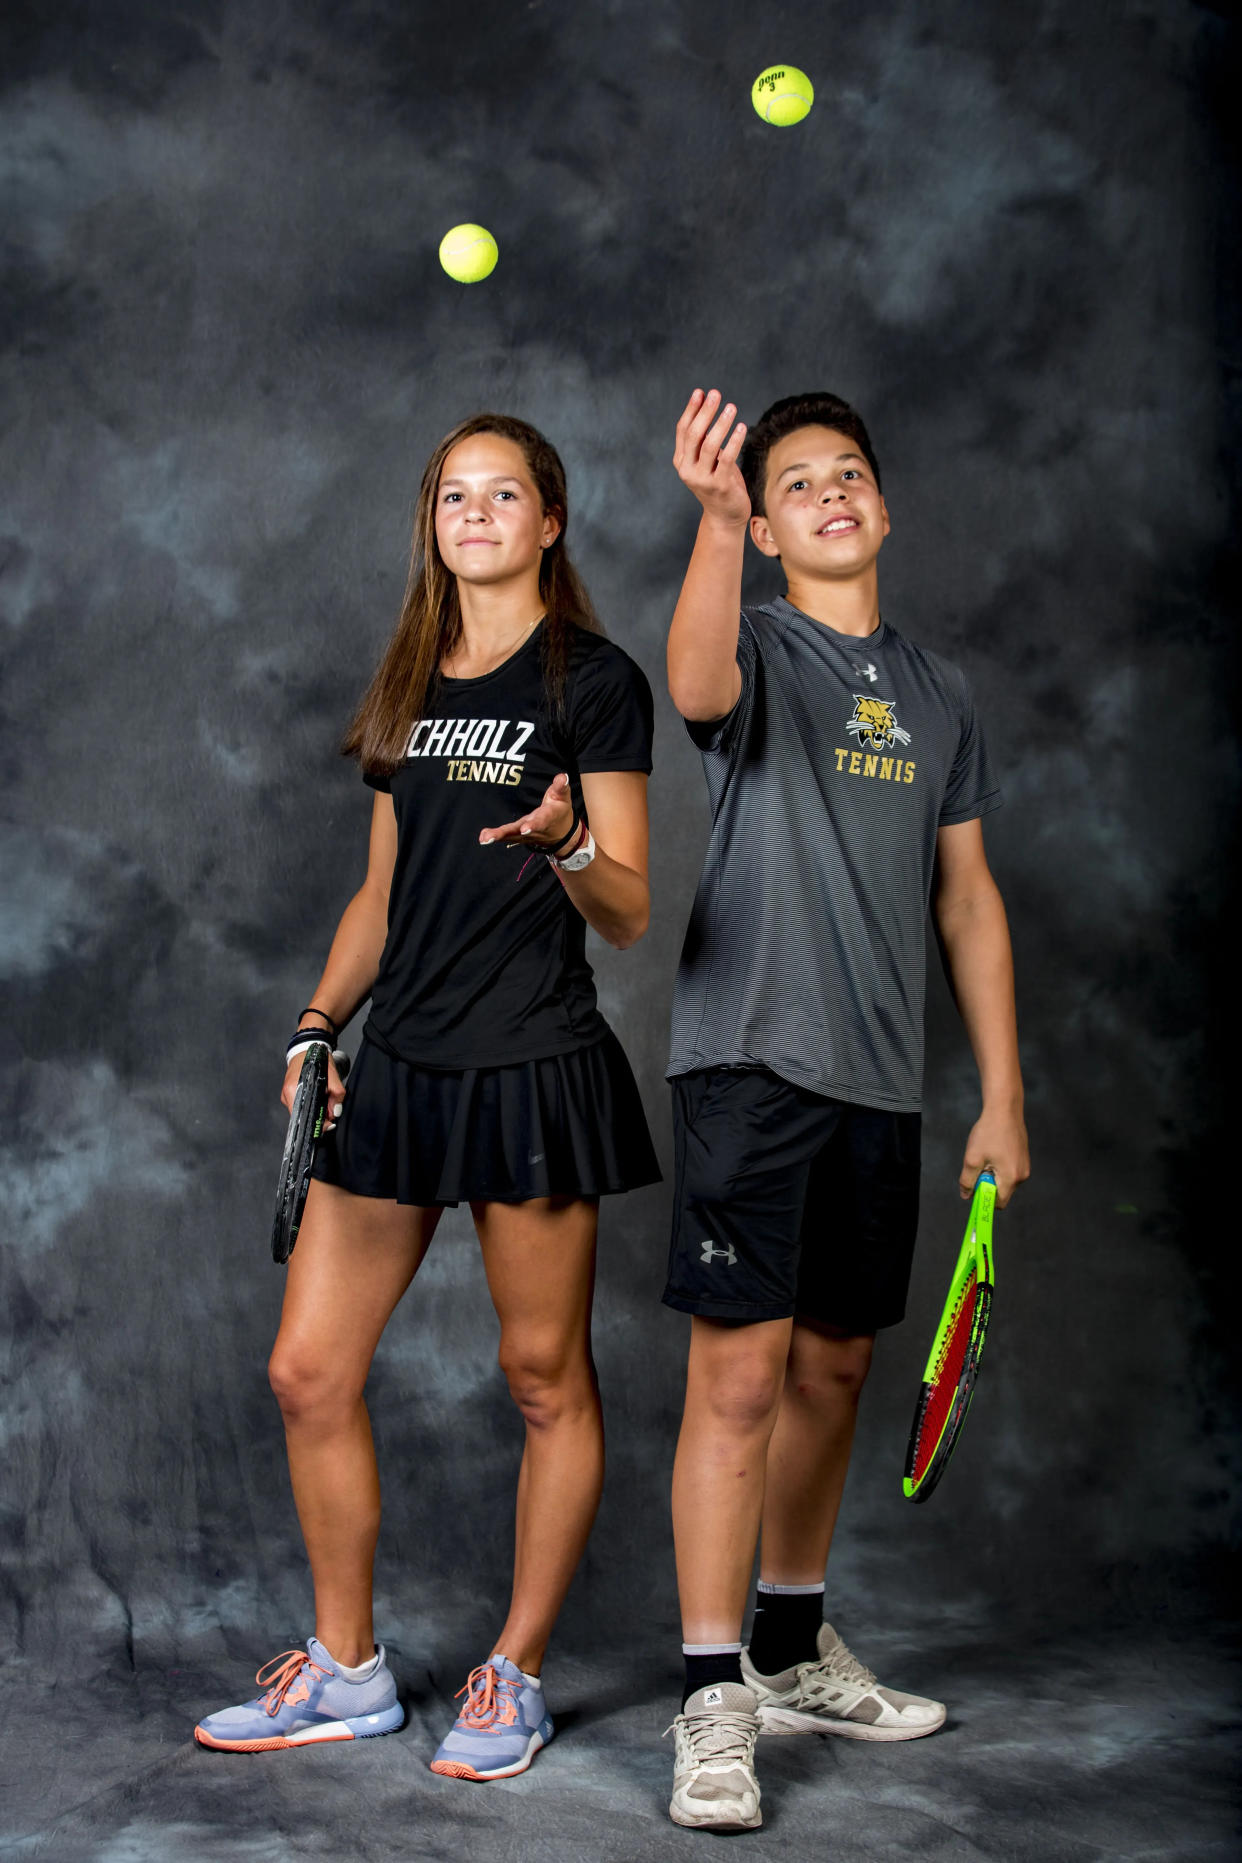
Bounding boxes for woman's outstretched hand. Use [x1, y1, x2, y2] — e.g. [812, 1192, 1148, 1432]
[479, 771, 576, 851]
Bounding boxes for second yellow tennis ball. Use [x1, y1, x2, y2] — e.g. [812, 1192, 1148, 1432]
[751, 65, 814, 127]
[438, 223, 498, 284]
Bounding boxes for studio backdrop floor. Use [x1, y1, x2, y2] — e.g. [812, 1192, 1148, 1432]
[2, 1611, 1237, 1860]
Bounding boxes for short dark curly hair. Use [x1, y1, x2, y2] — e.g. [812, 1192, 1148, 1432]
[740, 393, 882, 515]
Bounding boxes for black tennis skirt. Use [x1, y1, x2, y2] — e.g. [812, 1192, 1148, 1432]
[311, 1027, 661, 1207]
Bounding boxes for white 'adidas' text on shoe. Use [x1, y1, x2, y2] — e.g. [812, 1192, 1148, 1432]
[666, 1681, 763, 1830]
[742, 1621, 946, 1742]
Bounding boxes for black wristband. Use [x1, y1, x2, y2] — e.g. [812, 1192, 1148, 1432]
[547, 819, 590, 865]
[297, 1006, 338, 1034]
[287, 1030, 333, 1058]
[543, 814, 582, 856]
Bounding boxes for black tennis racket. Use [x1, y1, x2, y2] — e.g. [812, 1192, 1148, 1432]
[903, 1170, 997, 1502]
[270, 1041, 350, 1264]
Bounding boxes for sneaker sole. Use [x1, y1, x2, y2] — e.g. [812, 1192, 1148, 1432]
[429, 1726, 549, 1781]
[194, 1704, 405, 1752]
[757, 1702, 946, 1742]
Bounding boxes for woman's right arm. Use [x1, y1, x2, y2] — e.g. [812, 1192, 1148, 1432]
[280, 793, 398, 1114]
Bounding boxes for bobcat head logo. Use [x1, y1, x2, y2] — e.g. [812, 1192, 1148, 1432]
[846, 694, 912, 751]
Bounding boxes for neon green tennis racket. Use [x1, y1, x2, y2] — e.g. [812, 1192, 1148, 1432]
[903, 1171, 997, 1502]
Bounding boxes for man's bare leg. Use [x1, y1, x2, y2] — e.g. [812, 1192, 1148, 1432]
[759, 1321, 874, 1583]
[672, 1315, 793, 1645]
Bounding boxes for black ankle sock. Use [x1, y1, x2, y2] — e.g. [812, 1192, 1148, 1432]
[747, 1584, 824, 1677]
[682, 1647, 743, 1708]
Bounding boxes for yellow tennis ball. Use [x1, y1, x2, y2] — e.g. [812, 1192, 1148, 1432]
[751, 64, 814, 127]
[439, 223, 498, 284]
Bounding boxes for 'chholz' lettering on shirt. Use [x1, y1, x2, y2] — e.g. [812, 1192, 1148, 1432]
[403, 718, 536, 762]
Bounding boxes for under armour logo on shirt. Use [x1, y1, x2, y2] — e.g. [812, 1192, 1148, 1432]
[700, 1240, 737, 1266]
[853, 661, 879, 683]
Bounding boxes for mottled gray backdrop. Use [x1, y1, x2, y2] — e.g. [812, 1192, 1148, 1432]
[2, 3, 1237, 1858]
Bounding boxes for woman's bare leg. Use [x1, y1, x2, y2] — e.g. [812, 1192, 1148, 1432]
[471, 1196, 603, 1676]
[268, 1180, 440, 1665]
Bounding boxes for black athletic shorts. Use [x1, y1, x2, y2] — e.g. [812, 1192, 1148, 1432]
[663, 1067, 921, 1332]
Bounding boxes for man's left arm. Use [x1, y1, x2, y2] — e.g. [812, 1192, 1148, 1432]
[932, 818, 1030, 1208]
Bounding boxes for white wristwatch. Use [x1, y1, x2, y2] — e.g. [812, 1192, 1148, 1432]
[551, 828, 596, 872]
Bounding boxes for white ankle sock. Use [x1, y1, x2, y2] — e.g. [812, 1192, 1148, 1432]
[756, 1580, 826, 1596]
[493, 1651, 540, 1689]
[325, 1645, 380, 1682]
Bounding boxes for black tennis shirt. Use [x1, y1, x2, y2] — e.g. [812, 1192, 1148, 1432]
[363, 624, 653, 1068]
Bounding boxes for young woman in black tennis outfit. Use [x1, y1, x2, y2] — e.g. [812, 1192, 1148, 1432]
[195, 414, 658, 1779]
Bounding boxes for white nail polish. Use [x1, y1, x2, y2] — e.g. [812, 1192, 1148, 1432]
[333, 1104, 343, 1118]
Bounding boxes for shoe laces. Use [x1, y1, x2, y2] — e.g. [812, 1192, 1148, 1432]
[664, 1707, 757, 1766]
[793, 1637, 877, 1707]
[256, 1649, 331, 1716]
[456, 1663, 521, 1730]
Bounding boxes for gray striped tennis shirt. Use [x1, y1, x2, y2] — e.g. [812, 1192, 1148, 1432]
[668, 598, 1001, 1112]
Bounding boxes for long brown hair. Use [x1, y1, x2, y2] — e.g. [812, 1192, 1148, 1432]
[343, 414, 602, 778]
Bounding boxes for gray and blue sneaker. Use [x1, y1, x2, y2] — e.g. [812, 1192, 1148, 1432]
[194, 1638, 403, 1751]
[429, 1654, 554, 1780]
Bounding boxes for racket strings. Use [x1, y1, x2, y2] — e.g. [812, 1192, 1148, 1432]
[931, 1277, 975, 1384]
[911, 1272, 978, 1484]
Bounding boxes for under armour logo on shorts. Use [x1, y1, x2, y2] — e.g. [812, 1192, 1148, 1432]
[700, 1239, 737, 1266]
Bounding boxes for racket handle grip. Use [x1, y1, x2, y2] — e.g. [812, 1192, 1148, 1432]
[294, 1039, 350, 1085]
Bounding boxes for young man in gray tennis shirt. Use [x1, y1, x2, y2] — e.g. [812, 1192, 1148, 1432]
[662, 389, 1029, 1834]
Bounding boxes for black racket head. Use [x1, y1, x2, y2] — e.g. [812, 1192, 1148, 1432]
[904, 1282, 992, 1503]
[270, 1044, 350, 1264]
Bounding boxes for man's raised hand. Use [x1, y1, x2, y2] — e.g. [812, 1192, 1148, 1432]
[673, 388, 751, 528]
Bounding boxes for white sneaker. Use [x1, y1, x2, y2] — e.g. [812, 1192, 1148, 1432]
[742, 1622, 946, 1742]
[666, 1681, 763, 1830]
